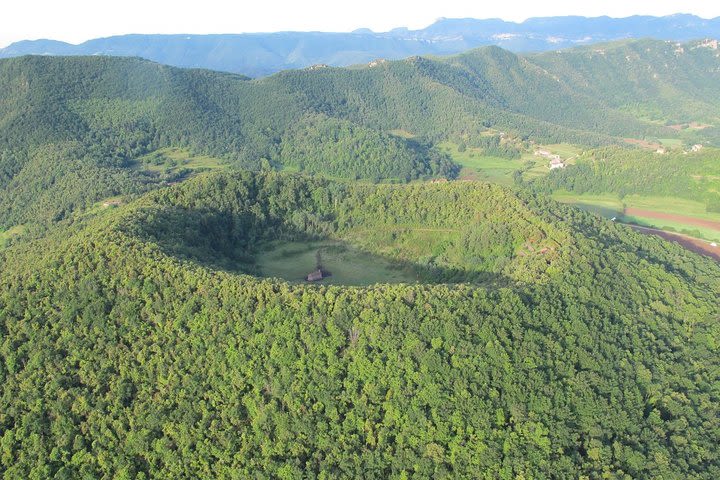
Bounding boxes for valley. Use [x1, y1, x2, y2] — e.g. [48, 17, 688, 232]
[0, 32, 719, 479]
[553, 193, 720, 240]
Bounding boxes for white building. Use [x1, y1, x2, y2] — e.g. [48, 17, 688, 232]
[549, 157, 566, 169]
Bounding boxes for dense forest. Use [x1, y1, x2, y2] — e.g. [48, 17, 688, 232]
[1, 39, 720, 479]
[1, 171, 719, 478]
[530, 39, 720, 128]
[1, 38, 719, 230]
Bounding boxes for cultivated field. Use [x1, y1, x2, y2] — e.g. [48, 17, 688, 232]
[554, 192, 720, 244]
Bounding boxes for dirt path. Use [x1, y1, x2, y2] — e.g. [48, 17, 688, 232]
[348, 227, 460, 236]
[624, 207, 720, 232]
[630, 225, 720, 261]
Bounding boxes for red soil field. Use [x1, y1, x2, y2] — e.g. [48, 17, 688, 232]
[630, 225, 720, 261]
[624, 208, 720, 232]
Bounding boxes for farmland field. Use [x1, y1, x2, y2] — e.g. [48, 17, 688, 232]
[551, 192, 625, 218]
[539, 143, 583, 159]
[439, 142, 525, 184]
[658, 138, 683, 148]
[440, 142, 581, 184]
[554, 192, 720, 242]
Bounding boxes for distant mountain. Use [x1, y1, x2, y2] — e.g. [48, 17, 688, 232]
[2, 14, 719, 76]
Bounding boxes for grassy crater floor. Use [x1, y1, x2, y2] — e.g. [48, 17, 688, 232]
[255, 240, 421, 286]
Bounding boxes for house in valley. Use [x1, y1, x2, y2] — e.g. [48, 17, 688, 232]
[537, 149, 565, 169]
[549, 157, 565, 169]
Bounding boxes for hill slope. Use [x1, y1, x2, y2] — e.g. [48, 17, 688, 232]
[1, 171, 718, 478]
[530, 38, 720, 126]
[1, 39, 719, 231]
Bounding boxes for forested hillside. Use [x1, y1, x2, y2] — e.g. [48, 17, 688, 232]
[2, 19, 720, 480]
[1, 171, 718, 478]
[531, 147, 720, 211]
[530, 38, 720, 128]
[2, 39, 720, 234]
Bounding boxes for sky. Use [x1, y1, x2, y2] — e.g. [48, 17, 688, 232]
[2, 0, 719, 48]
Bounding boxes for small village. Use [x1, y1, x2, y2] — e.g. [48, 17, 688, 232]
[535, 149, 566, 169]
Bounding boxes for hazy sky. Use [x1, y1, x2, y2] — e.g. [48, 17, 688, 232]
[2, 0, 719, 48]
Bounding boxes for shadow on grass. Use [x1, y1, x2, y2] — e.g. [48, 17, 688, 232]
[131, 205, 510, 287]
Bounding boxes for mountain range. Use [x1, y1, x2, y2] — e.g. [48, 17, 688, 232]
[2, 14, 719, 76]
[2, 37, 719, 230]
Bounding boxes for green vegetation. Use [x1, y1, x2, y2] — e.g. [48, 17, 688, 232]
[554, 192, 720, 242]
[440, 141, 526, 184]
[536, 147, 720, 241]
[278, 115, 456, 182]
[658, 138, 683, 149]
[256, 240, 420, 285]
[0, 224, 24, 249]
[2, 39, 719, 231]
[536, 147, 720, 202]
[1, 171, 719, 478]
[121, 173, 561, 285]
[552, 192, 625, 218]
[2, 39, 720, 479]
[529, 39, 720, 128]
[135, 147, 227, 175]
[443, 141, 583, 184]
[540, 143, 583, 159]
[623, 216, 720, 242]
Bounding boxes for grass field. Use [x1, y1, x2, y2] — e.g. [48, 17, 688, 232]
[552, 192, 625, 218]
[438, 142, 525, 184]
[256, 240, 420, 286]
[135, 147, 227, 176]
[553, 192, 720, 242]
[75, 196, 129, 220]
[0, 225, 26, 249]
[658, 138, 683, 149]
[440, 142, 583, 184]
[623, 195, 718, 220]
[388, 129, 416, 139]
[540, 143, 583, 159]
[622, 214, 720, 242]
